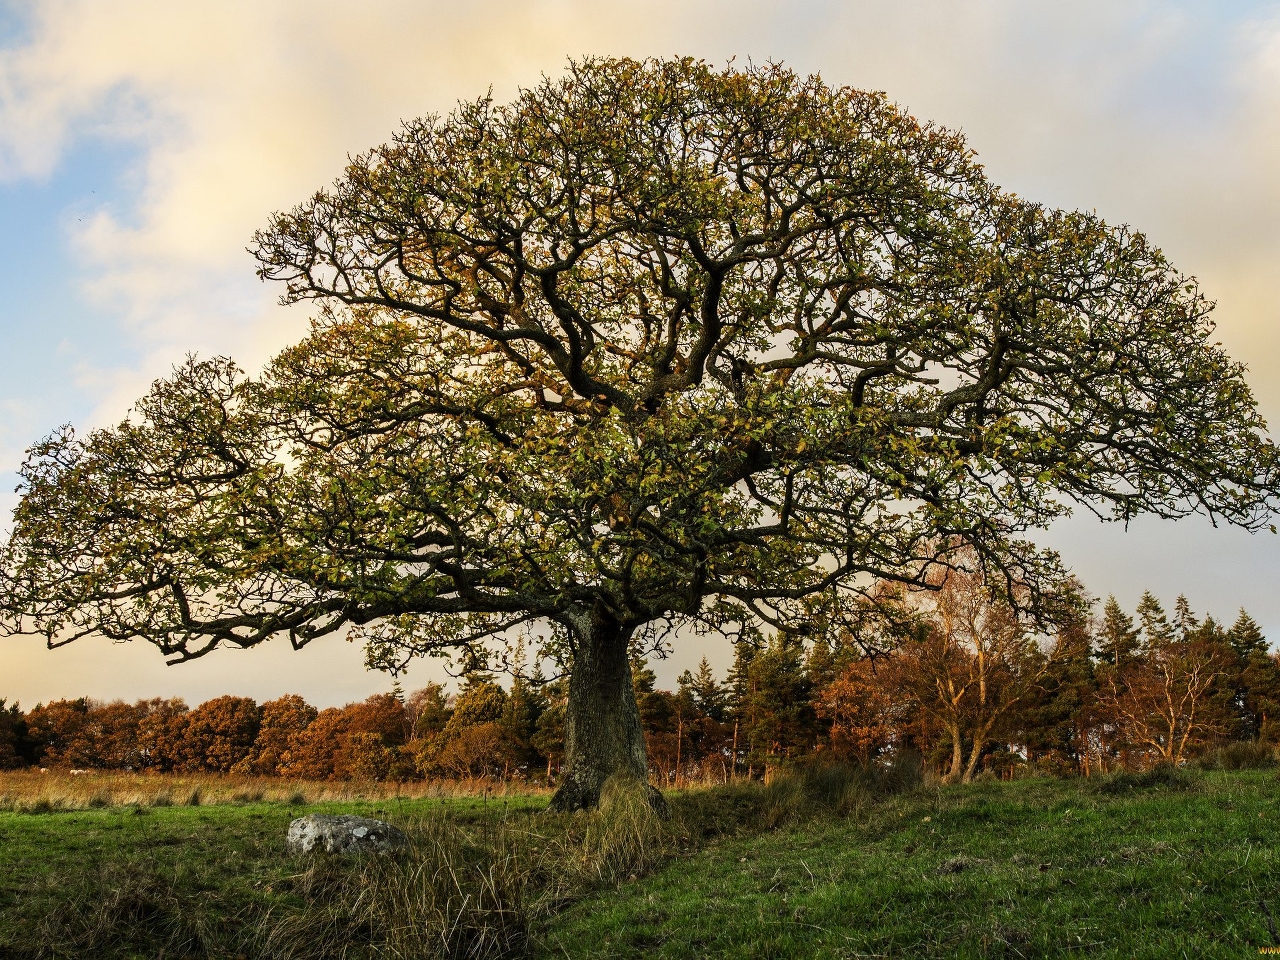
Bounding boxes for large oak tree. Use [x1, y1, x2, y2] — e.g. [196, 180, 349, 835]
[3, 59, 1277, 809]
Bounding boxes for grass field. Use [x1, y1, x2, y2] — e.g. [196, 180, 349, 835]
[0, 784, 548, 959]
[2, 767, 1279, 958]
[544, 769, 1280, 959]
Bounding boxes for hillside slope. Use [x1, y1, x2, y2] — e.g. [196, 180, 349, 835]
[540, 771, 1280, 959]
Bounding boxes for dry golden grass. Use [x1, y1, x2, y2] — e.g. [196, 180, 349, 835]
[259, 775, 694, 959]
[0, 769, 548, 812]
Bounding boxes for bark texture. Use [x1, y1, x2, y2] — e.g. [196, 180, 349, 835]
[548, 614, 664, 813]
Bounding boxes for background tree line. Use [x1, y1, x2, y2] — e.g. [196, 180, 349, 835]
[3, 588, 1279, 784]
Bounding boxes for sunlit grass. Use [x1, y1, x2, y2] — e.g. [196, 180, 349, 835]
[0, 768, 546, 812]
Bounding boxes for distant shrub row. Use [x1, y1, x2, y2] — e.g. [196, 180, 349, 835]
[0, 678, 555, 782]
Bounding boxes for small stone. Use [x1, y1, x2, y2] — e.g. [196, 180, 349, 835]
[286, 814, 408, 856]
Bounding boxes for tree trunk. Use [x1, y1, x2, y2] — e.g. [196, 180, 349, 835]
[547, 611, 664, 813]
[962, 719, 997, 783]
[962, 737, 983, 783]
[731, 719, 739, 781]
[944, 723, 964, 784]
[674, 711, 683, 788]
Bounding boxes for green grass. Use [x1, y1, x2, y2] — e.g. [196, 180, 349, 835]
[539, 770, 1280, 959]
[4, 770, 1280, 958]
[0, 793, 545, 959]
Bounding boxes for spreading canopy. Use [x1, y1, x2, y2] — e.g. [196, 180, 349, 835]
[3, 57, 1276, 672]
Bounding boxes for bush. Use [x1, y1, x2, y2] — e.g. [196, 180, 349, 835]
[259, 818, 530, 960]
[758, 757, 921, 829]
[1196, 741, 1277, 771]
[1096, 763, 1193, 795]
[569, 776, 673, 885]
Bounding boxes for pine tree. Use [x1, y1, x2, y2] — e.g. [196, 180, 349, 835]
[1136, 592, 1175, 650]
[530, 677, 568, 779]
[677, 657, 728, 723]
[723, 640, 760, 777]
[743, 632, 818, 771]
[1097, 596, 1141, 668]
[500, 675, 545, 773]
[725, 640, 760, 716]
[0, 700, 34, 770]
[630, 656, 676, 735]
[1228, 609, 1268, 657]
[1191, 614, 1245, 743]
[1173, 595, 1200, 639]
[805, 639, 840, 694]
[1226, 609, 1280, 740]
[630, 655, 658, 697]
[1016, 615, 1098, 773]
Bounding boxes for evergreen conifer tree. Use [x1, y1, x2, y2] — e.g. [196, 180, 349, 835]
[1016, 615, 1097, 773]
[530, 677, 568, 779]
[1228, 609, 1268, 657]
[1173, 595, 1200, 639]
[0, 700, 34, 770]
[1097, 596, 1141, 667]
[1192, 614, 1246, 743]
[1136, 592, 1175, 650]
[743, 632, 818, 770]
[1227, 609, 1280, 741]
[500, 675, 545, 772]
[677, 657, 728, 724]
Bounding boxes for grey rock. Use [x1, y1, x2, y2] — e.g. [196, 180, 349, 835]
[286, 814, 408, 855]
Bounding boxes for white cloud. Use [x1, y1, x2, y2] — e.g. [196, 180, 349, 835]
[0, 0, 819, 421]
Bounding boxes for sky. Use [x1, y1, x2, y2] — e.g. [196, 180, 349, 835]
[2, 0, 1280, 708]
